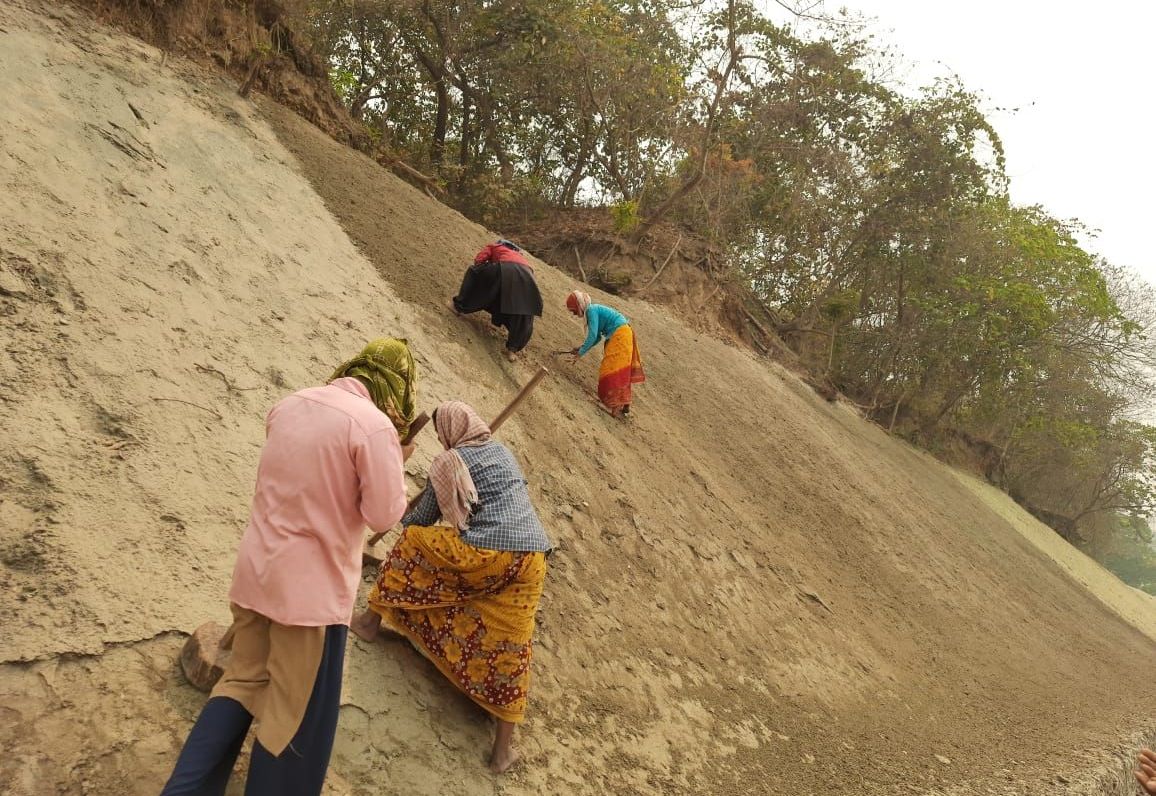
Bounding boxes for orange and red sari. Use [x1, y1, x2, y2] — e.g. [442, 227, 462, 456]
[367, 525, 546, 723]
[597, 324, 645, 411]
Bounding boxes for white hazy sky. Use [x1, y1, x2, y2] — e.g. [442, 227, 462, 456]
[774, 1, 1156, 281]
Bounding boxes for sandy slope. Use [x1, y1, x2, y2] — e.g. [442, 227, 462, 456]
[953, 472, 1156, 644]
[2, 2, 1156, 794]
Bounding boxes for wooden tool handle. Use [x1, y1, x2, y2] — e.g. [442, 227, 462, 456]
[401, 411, 430, 445]
[490, 365, 549, 433]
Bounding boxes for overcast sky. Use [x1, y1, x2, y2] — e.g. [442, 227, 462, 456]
[770, 1, 1154, 282]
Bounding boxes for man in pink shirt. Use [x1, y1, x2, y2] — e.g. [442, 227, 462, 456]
[161, 339, 417, 796]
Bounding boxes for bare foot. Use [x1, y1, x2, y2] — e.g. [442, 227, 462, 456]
[489, 747, 520, 774]
[447, 298, 463, 317]
[505, 350, 520, 363]
[350, 609, 381, 642]
[489, 719, 518, 773]
[586, 397, 617, 417]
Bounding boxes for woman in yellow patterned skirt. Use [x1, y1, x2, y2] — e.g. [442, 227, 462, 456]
[563, 290, 645, 417]
[351, 401, 551, 773]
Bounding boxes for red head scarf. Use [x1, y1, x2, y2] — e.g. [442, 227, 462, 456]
[565, 290, 591, 317]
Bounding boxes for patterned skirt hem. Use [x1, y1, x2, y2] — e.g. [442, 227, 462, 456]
[373, 606, 527, 724]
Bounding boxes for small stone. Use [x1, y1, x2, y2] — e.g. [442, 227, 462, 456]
[180, 621, 232, 692]
[0, 269, 27, 297]
[934, 754, 952, 765]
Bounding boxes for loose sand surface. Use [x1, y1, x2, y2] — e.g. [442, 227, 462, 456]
[2, 2, 1156, 793]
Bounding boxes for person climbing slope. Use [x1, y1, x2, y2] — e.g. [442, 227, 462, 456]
[561, 290, 645, 418]
[449, 239, 543, 362]
[351, 401, 552, 774]
[160, 338, 418, 796]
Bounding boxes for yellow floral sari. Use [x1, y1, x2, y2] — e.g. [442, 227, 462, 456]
[367, 525, 546, 723]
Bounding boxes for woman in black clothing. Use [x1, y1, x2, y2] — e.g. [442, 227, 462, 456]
[450, 239, 543, 361]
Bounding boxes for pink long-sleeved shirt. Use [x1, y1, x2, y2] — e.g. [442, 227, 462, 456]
[229, 377, 407, 626]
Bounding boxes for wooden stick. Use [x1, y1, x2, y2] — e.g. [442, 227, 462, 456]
[389, 159, 444, 194]
[742, 306, 799, 361]
[237, 54, 268, 99]
[741, 305, 773, 340]
[490, 365, 549, 433]
[401, 411, 430, 445]
[640, 232, 682, 293]
[573, 244, 587, 283]
[152, 396, 223, 420]
[366, 368, 549, 547]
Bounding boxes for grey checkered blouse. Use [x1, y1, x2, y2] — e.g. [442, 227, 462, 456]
[402, 441, 552, 553]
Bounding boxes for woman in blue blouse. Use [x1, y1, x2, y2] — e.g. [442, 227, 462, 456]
[563, 290, 646, 417]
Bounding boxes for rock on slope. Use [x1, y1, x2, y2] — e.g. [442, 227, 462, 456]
[2, 2, 1155, 794]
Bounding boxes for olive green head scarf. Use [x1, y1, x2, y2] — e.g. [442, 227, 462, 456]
[330, 338, 417, 437]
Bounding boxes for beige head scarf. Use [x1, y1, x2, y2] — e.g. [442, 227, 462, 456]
[429, 401, 492, 530]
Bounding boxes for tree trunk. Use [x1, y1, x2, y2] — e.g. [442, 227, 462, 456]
[888, 390, 907, 432]
[483, 121, 513, 184]
[349, 82, 376, 121]
[629, 0, 739, 244]
[459, 98, 473, 168]
[920, 380, 974, 436]
[431, 73, 448, 167]
[410, 47, 449, 168]
[562, 131, 592, 207]
[826, 323, 838, 375]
